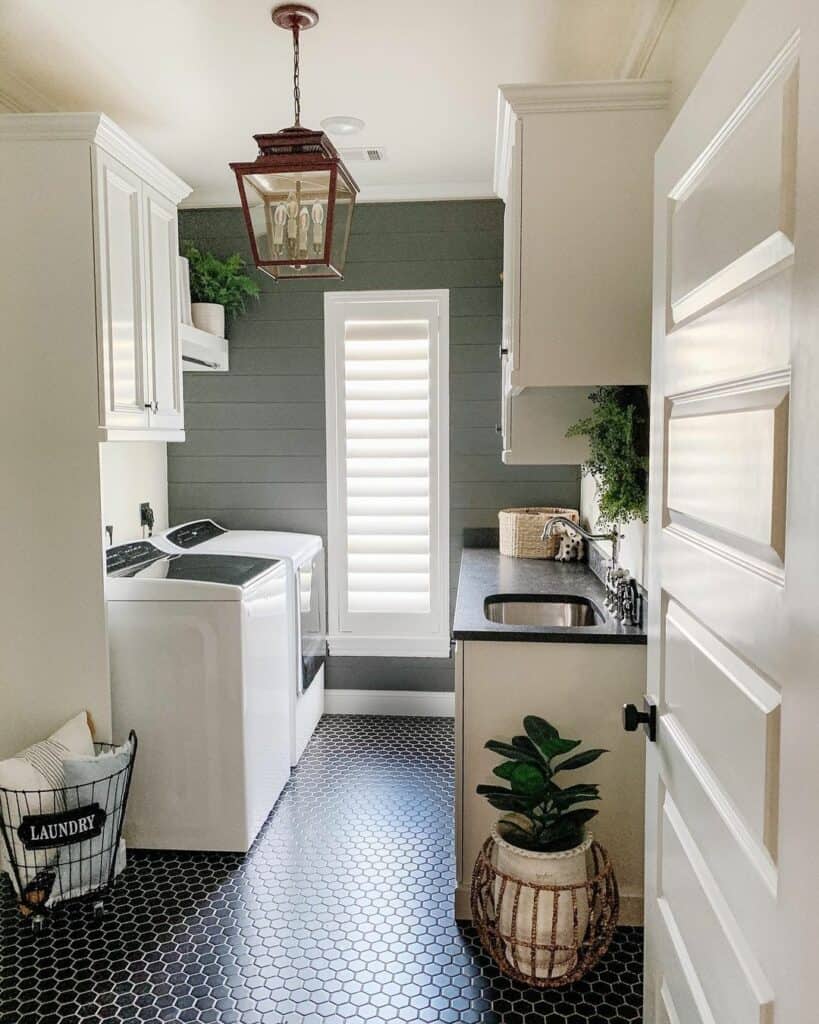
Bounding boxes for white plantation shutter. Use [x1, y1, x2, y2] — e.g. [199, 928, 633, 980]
[325, 291, 450, 657]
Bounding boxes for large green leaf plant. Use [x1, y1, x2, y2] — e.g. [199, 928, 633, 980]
[183, 242, 261, 320]
[566, 385, 649, 527]
[478, 716, 607, 853]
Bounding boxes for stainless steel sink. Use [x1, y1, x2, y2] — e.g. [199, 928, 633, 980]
[484, 594, 603, 627]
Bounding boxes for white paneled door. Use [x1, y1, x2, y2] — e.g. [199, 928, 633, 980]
[644, 0, 819, 1021]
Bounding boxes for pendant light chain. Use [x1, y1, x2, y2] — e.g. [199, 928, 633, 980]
[292, 26, 301, 127]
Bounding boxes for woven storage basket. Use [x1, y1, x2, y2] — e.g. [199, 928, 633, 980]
[498, 507, 580, 559]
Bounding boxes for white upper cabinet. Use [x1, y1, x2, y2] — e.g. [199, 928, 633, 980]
[94, 150, 151, 432]
[495, 81, 670, 390]
[500, 118, 521, 376]
[0, 113, 191, 441]
[90, 126, 189, 439]
[141, 183, 184, 432]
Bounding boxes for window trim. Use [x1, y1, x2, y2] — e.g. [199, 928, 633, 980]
[324, 289, 450, 659]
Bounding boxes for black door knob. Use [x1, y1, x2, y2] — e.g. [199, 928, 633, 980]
[622, 698, 657, 742]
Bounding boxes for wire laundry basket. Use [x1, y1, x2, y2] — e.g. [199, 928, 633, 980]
[0, 731, 137, 931]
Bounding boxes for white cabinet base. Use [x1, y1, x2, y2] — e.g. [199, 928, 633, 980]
[455, 639, 647, 924]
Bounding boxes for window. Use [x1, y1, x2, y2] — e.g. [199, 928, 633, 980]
[324, 290, 450, 657]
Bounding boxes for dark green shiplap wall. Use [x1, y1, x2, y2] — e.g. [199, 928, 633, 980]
[171, 200, 580, 692]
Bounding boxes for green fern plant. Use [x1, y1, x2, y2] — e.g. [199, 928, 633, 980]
[478, 716, 607, 853]
[566, 385, 649, 527]
[183, 243, 260, 320]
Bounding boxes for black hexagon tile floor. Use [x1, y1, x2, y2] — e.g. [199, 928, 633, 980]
[0, 715, 642, 1024]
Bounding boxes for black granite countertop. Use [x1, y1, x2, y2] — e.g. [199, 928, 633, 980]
[452, 548, 647, 644]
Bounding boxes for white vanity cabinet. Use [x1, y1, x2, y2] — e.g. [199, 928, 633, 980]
[454, 639, 647, 925]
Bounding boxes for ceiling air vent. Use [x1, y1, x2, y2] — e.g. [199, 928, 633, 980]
[339, 146, 386, 163]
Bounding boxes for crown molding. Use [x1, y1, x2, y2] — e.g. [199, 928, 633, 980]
[493, 88, 517, 202]
[182, 179, 495, 209]
[498, 79, 671, 115]
[493, 79, 671, 201]
[619, 0, 677, 79]
[0, 112, 192, 203]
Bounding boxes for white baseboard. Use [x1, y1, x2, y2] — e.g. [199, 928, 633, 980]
[324, 688, 455, 717]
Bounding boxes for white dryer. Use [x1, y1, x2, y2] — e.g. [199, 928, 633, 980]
[156, 520, 326, 765]
[105, 541, 291, 852]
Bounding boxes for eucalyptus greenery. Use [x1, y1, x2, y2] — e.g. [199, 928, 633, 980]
[183, 243, 261, 320]
[566, 385, 649, 527]
[478, 716, 607, 854]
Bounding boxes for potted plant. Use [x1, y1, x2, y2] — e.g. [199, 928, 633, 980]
[182, 243, 261, 338]
[478, 715, 606, 978]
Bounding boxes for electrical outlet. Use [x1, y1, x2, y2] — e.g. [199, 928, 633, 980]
[140, 502, 155, 532]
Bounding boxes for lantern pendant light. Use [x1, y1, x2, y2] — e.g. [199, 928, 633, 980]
[230, 4, 359, 280]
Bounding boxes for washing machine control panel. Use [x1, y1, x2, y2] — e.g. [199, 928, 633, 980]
[166, 520, 227, 548]
[106, 541, 163, 575]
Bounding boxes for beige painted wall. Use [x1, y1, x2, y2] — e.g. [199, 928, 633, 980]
[646, 0, 747, 117]
[99, 442, 169, 546]
[1, 140, 112, 757]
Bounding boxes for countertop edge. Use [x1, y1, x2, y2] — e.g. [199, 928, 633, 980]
[452, 629, 647, 645]
[452, 548, 648, 646]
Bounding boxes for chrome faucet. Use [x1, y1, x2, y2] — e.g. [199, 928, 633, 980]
[541, 517, 640, 624]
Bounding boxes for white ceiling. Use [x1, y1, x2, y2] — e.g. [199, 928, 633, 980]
[0, 0, 650, 206]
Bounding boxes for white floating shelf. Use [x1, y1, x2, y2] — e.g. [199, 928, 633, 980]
[180, 322, 229, 372]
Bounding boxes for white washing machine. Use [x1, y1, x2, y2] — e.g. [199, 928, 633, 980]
[105, 540, 291, 852]
[156, 520, 326, 765]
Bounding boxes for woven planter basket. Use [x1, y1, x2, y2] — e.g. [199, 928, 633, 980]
[498, 507, 579, 559]
[471, 836, 619, 988]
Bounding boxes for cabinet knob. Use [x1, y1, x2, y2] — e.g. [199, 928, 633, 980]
[495, 424, 503, 434]
[145, 400, 159, 413]
[622, 698, 657, 742]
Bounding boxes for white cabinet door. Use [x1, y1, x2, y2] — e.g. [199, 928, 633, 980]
[501, 118, 521, 378]
[142, 184, 184, 433]
[94, 149, 150, 431]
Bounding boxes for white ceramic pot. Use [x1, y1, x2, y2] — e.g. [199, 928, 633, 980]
[191, 302, 225, 338]
[492, 826, 592, 979]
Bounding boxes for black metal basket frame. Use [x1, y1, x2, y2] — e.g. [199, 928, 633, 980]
[0, 730, 137, 929]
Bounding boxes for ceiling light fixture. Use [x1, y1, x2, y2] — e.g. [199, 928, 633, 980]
[229, 4, 359, 281]
[321, 115, 366, 136]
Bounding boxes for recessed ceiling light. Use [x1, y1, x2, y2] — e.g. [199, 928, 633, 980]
[321, 115, 365, 136]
